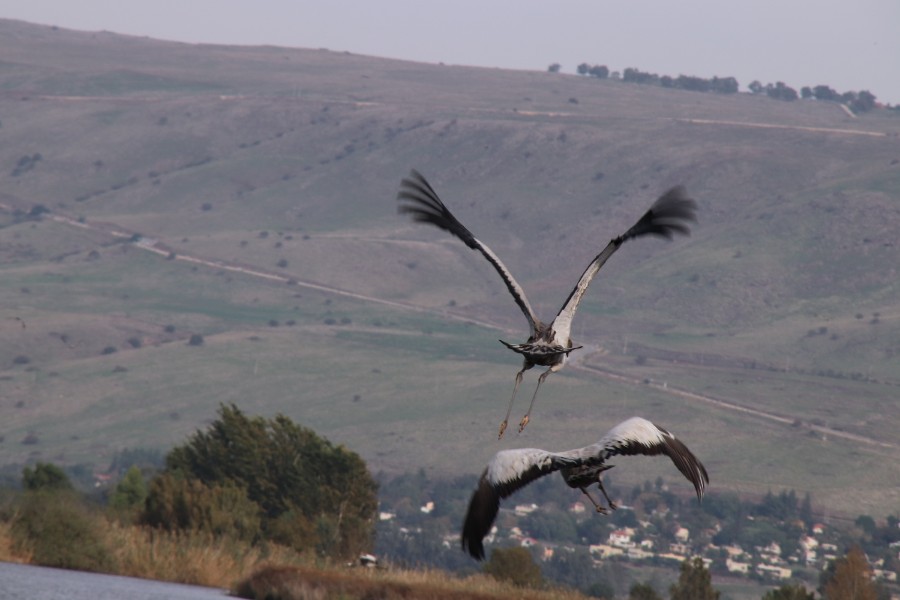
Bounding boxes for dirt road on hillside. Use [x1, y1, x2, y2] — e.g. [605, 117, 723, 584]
[4, 202, 897, 454]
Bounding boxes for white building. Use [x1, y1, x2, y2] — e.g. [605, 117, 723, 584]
[609, 528, 635, 548]
[726, 558, 751, 574]
[590, 544, 624, 559]
[514, 503, 538, 516]
[757, 564, 792, 580]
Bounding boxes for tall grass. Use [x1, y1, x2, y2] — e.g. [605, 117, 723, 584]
[104, 523, 306, 588]
[1, 514, 591, 599]
[0, 519, 31, 564]
[234, 564, 593, 600]
[0, 510, 305, 589]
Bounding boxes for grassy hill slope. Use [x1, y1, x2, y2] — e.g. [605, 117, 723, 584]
[1, 18, 899, 517]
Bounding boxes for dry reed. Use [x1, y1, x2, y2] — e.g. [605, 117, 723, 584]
[234, 563, 592, 600]
[0, 519, 31, 564]
[103, 522, 306, 588]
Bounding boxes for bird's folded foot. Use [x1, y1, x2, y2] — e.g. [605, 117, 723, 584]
[498, 420, 508, 440]
[594, 505, 609, 515]
[517, 414, 530, 433]
[608, 501, 618, 511]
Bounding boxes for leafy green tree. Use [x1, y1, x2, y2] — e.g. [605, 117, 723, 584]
[676, 75, 710, 92]
[629, 581, 662, 599]
[12, 488, 114, 572]
[856, 515, 877, 536]
[823, 545, 877, 600]
[813, 85, 839, 101]
[109, 465, 148, 512]
[850, 90, 876, 113]
[521, 509, 578, 543]
[766, 82, 798, 101]
[587, 579, 615, 599]
[670, 557, 719, 600]
[484, 546, 543, 588]
[22, 462, 72, 492]
[146, 404, 377, 559]
[542, 548, 597, 591]
[763, 583, 814, 599]
[548, 63, 561, 73]
[711, 76, 739, 94]
[588, 65, 609, 79]
[143, 472, 262, 541]
[799, 492, 813, 527]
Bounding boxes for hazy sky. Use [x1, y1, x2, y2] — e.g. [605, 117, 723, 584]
[3, 0, 899, 104]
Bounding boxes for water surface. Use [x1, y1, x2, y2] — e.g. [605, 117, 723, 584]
[0, 561, 230, 600]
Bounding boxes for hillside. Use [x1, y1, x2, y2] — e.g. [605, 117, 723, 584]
[1, 18, 899, 518]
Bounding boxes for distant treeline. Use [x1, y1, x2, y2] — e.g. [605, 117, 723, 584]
[556, 62, 886, 113]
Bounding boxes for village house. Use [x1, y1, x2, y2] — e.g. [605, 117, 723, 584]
[669, 542, 690, 555]
[589, 544, 624, 559]
[609, 527, 635, 548]
[726, 558, 751, 574]
[569, 501, 586, 514]
[756, 563, 792, 580]
[627, 546, 655, 560]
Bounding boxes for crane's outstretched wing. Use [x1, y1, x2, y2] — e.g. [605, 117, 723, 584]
[551, 186, 697, 344]
[461, 448, 580, 560]
[580, 416, 709, 500]
[398, 170, 539, 335]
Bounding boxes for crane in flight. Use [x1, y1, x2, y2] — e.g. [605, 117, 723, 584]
[398, 170, 696, 438]
[460, 416, 709, 560]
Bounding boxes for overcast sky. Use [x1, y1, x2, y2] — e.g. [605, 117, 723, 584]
[3, 0, 899, 104]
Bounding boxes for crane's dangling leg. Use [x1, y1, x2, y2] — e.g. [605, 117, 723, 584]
[499, 365, 529, 439]
[596, 477, 618, 511]
[580, 487, 609, 515]
[518, 366, 554, 433]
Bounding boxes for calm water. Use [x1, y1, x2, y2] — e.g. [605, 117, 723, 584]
[0, 562, 231, 600]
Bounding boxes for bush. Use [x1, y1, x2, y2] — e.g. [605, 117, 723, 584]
[484, 547, 543, 588]
[109, 466, 147, 514]
[11, 490, 116, 572]
[23, 463, 72, 492]
[142, 474, 261, 541]
[188, 334, 204, 346]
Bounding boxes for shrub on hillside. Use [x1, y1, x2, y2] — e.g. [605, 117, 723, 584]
[109, 465, 148, 518]
[143, 474, 261, 541]
[12, 488, 115, 572]
[23, 462, 72, 492]
[484, 547, 543, 588]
